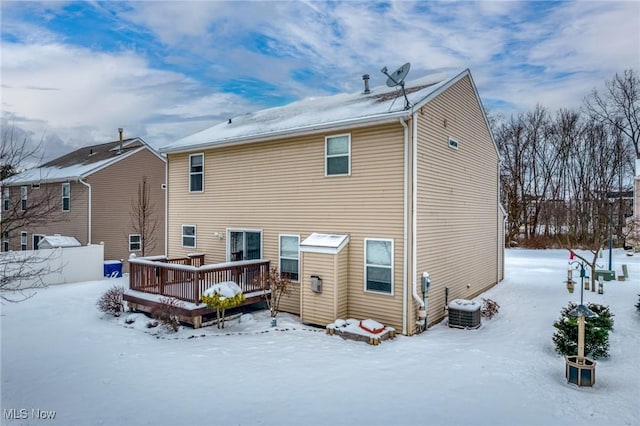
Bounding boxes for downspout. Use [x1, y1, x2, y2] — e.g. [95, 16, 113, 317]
[411, 112, 425, 313]
[164, 159, 168, 257]
[79, 178, 91, 244]
[401, 117, 409, 336]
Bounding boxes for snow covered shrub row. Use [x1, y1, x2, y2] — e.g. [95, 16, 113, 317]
[480, 298, 500, 319]
[151, 296, 184, 332]
[552, 302, 614, 359]
[96, 285, 125, 317]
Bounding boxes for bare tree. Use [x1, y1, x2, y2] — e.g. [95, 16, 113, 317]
[584, 69, 640, 159]
[1, 126, 65, 302]
[129, 176, 157, 257]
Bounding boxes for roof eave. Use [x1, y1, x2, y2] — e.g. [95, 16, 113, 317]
[160, 111, 410, 155]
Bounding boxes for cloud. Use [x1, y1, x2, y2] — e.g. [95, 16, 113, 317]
[1, 0, 638, 163]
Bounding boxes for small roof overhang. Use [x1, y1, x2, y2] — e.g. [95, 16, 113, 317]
[299, 233, 349, 255]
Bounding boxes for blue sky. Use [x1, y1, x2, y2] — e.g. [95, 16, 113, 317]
[1, 1, 639, 162]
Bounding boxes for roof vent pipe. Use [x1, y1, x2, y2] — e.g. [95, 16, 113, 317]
[118, 127, 123, 154]
[362, 74, 370, 94]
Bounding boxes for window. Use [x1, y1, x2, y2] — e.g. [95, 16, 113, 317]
[31, 183, 40, 189]
[129, 234, 141, 251]
[33, 234, 44, 250]
[364, 238, 393, 294]
[182, 225, 196, 248]
[448, 137, 459, 150]
[228, 230, 262, 261]
[325, 134, 350, 176]
[2, 232, 8, 252]
[3, 187, 8, 211]
[62, 183, 70, 211]
[189, 153, 204, 192]
[21, 232, 27, 251]
[279, 235, 299, 281]
[20, 186, 27, 211]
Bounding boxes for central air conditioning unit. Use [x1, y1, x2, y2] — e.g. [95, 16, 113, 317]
[448, 299, 481, 329]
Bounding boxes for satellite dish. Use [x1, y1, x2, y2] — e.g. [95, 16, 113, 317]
[382, 62, 411, 87]
[380, 62, 412, 110]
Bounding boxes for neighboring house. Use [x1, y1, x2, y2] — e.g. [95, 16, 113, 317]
[1, 136, 166, 271]
[624, 159, 640, 250]
[157, 68, 504, 336]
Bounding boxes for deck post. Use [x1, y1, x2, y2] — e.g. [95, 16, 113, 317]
[193, 270, 200, 304]
[159, 265, 165, 295]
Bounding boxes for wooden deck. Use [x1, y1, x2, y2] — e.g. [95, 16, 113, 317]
[125, 254, 270, 327]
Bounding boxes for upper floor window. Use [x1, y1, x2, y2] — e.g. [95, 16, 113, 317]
[21, 232, 27, 251]
[189, 153, 204, 192]
[279, 235, 300, 282]
[129, 234, 141, 252]
[62, 183, 70, 212]
[2, 232, 9, 252]
[182, 225, 196, 248]
[364, 238, 394, 295]
[3, 187, 9, 211]
[20, 186, 27, 211]
[325, 134, 350, 176]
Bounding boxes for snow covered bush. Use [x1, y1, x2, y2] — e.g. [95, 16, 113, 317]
[201, 282, 245, 329]
[253, 267, 292, 318]
[151, 297, 184, 332]
[96, 285, 124, 317]
[481, 298, 500, 319]
[636, 295, 640, 313]
[552, 302, 614, 359]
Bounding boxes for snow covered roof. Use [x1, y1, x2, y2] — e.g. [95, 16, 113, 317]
[37, 235, 81, 248]
[3, 138, 164, 186]
[300, 233, 349, 254]
[160, 69, 470, 154]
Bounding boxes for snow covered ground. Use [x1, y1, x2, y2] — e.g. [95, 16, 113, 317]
[1, 249, 639, 426]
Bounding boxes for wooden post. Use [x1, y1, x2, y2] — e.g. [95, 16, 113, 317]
[193, 270, 200, 304]
[577, 315, 585, 361]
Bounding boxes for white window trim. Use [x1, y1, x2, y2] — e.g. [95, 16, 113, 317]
[279, 234, 300, 282]
[225, 228, 263, 261]
[181, 224, 197, 248]
[129, 234, 142, 252]
[3, 187, 9, 211]
[189, 153, 204, 193]
[325, 133, 351, 177]
[20, 186, 27, 211]
[62, 183, 71, 212]
[32, 234, 45, 250]
[364, 238, 394, 296]
[20, 231, 28, 251]
[448, 137, 459, 150]
[2, 231, 9, 252]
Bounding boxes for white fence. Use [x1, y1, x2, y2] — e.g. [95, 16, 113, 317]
[1, 244, 104, 288]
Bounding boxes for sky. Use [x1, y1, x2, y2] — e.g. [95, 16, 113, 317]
[1, 1, 639, 163]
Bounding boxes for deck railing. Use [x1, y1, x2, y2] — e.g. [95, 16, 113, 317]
[128, 255, 269, 304]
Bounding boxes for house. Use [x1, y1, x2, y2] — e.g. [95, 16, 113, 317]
[1, 133, 166, 271]
[138, 68, 504, 335]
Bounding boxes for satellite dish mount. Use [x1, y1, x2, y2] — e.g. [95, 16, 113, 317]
[381, 62, 412, 110]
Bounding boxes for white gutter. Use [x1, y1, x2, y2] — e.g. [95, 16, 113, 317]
[400, 117, 409, 336]
[412, 112, 424, 311]
[78, 178, 92, 244]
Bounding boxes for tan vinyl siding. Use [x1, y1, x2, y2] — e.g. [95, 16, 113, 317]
[415, 75, 501, 333]
[337, 245, 349, 318]
[5, 182, 88, 250]
[89, 149, 166, 269]
[167, 123, 406, 330]
[300, 251, 335, 325]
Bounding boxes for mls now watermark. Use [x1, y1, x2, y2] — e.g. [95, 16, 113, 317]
[4, 408, 57, 420]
